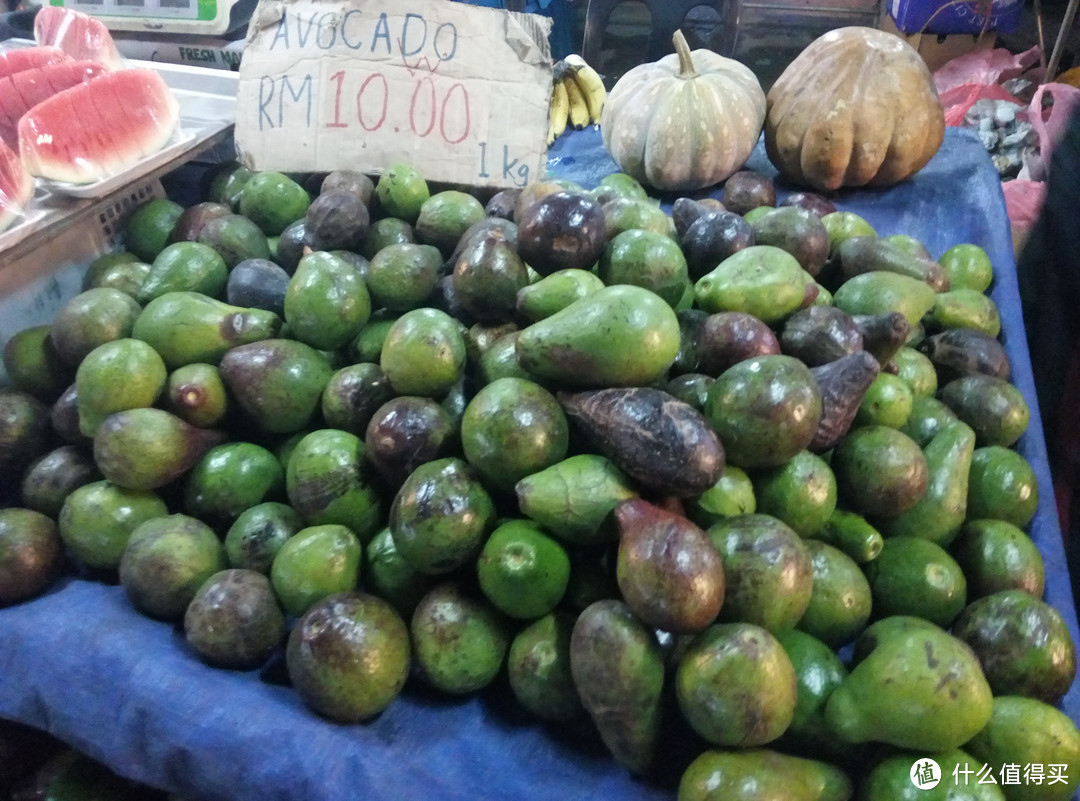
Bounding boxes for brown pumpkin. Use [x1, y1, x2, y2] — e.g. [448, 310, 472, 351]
[764, 27, 945, 192]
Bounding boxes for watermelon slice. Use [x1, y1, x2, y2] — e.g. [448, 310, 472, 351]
[0, 138, 33, 233]
[0, 60, 110, 150]
[0, 45, 72, 82]
[18, 68, 180, 185]
[34, 6, 125, 72]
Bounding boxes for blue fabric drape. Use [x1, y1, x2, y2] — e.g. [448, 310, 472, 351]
[0, 126, 1077, 801]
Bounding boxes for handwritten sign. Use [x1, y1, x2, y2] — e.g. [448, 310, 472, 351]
[234, 0, 553, 188]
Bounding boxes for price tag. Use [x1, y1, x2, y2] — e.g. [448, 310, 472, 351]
[234, 0, 553, 188]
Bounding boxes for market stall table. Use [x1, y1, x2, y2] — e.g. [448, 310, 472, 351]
[1, 126, 1078, 801]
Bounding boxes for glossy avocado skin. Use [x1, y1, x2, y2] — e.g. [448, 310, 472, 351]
[953, 590, 1077, 705]
[515, 285, 680, 388]
[286, 591, 410, 723]
[219, 339, 332, 434]
[679, 748, 852, 801]
[570, 599, 664, 776]
[825, 617, 993, 752]
[132, 291, 281, 370]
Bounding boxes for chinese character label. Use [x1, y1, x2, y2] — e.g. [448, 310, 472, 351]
[1047, 764, 1069, 785]
[911, 759, 942, 790]
[1000, 763, 1021, 785]
[976, 764, 998, 784]
[954, 762, 975, 785]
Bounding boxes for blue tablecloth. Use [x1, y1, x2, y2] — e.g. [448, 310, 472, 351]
[1, 127, 1077, 801]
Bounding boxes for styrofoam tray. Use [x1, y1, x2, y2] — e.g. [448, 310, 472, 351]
[0, 48, 238, 256]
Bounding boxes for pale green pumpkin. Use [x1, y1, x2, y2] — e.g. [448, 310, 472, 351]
[600, 30, 766, 192]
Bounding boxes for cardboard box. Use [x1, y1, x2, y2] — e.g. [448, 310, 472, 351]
[881, 13, 997, 71]
[886, 0, 1022, 35]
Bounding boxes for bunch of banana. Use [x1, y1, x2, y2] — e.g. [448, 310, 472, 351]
[547, 54, 607, 145]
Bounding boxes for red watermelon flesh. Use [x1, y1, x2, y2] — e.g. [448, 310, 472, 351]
[0, 45, 71, 82]
[26, 81, 126, 181]
[61, 77, 130, 177]
[0, 60, 110, 150]
[0, 138, 33, 233]
[34, 6, 125, 72]
[19, 67, 179, 184]
[92, 68, 174, 169]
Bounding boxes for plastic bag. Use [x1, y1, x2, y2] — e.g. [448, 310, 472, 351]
[17, 67, 179, 185]
[1020, 82, 1080, 181]
[939, 82, 1023, 127]
[934, 44, 1042, 94]
[0, 137, 32, 233]
[999, 82, 1080, 238]
[934, 45, 1042, 126]
[1002, 178, 1048, 250]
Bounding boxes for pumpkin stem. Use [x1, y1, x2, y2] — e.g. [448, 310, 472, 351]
[672, 29, 697, 78]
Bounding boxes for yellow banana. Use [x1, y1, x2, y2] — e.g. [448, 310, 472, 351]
[563, 75, 590, 130]
[547, 77, 569, 145]
[564, 53, 607, 125]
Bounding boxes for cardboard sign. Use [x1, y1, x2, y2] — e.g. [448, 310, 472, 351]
[234, 0, 553, 188]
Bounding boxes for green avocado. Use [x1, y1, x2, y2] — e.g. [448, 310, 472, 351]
[679, 748, 852, 801]
[516, 269, 605, 323]
[119, 513, 228, 620]
[833, 271, 936, 329]
[705, 354, 822, 469]
[380, 308, 467, 399]
[0, 508, 63, 607]
[859, 748, 1005, 801]
[138, 241, 229, 303]
[284, 251, 371, 352]
[598, 228, 690, 307]
[694, 245, 811, 323]
[389, 457, 495, 575]
[515, 285, 679, 388]
[219, 339, 332, 434]
[677, 623, 798, 748]
[132, 292, 281, 370]
[184, 442, 285, 528]
[75, 338, 167, 437]
[964, 696, 1080, 801]
[570, 599, 664, 775]
[285, 429, 382, 543]
[876, 419, 975, 546]
[286, 591, 410, 722]
[824, 617, 992, 751]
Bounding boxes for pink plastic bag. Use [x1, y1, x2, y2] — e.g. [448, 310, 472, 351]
[939, 82, 1023, 127]
[1001, 178, 1046, 255]
[933, 45, 1042, 94]
[1002, 178, 1048, 229]
[933, 46, 1041, 127]
[1023, 81, 1080, 180]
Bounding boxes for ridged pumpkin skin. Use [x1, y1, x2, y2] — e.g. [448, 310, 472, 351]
[601, 31, 766, 192]
[764, 27, 945, 192]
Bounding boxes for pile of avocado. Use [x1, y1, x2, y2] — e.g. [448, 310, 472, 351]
[1, 161, 1078, 801]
